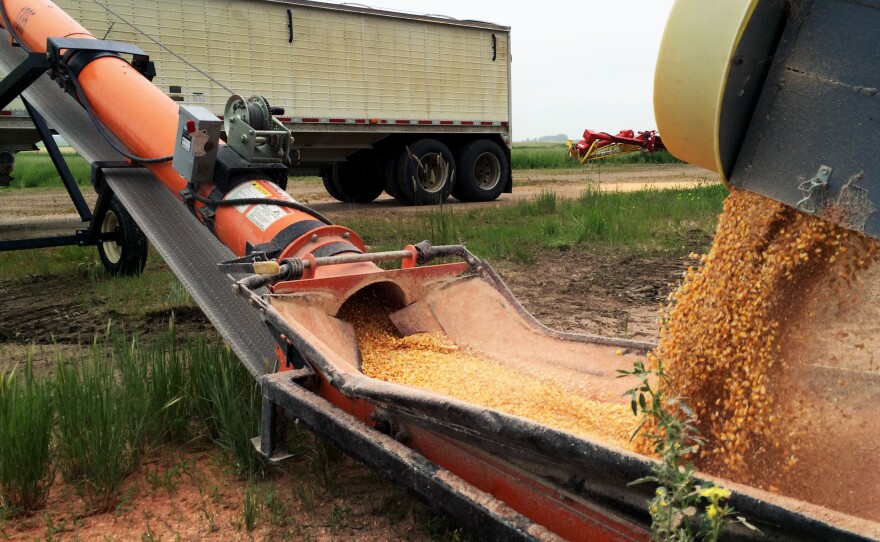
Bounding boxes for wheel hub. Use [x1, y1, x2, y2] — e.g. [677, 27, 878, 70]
[101, 210, 122, 264]
[473, 152, 501, 190]
[416, 153, 449, 193]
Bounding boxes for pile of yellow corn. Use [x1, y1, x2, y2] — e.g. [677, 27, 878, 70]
[645, 188, 879, 477]
[339, 296, 635, 448]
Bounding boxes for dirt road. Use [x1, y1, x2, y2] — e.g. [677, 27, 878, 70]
[0, 164, 716, 238]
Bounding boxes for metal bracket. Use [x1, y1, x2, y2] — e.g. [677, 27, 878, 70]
[46, 37, 156, 96]
[80, 162, 143, 246]
[252, 368, 317, 463]
[796, 165, 832, 213]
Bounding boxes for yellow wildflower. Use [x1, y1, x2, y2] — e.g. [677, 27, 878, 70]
[706, 503, 722, 519]
[699, 485, 731, 500]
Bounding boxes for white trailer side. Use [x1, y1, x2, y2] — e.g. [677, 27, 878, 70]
[45, 0, 513, 204]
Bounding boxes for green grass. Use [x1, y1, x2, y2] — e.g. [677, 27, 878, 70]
[348, 183, 727, 264]
[5, 151, 91, 189]
[54, 339, 147, 511]
[0, 247, 198, 323]
[0, 355, 54, 516]
[511, 141, 683, 170]
[0, 245, 98, 282]
[116, 323, 189, 448]
[0, 322, 265, 516]
[188, 336, 265, 476]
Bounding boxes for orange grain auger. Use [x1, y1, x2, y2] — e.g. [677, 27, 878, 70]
[0, 0, 874, 540]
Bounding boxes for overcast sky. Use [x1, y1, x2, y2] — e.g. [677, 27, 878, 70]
[323, 0, 676, 141]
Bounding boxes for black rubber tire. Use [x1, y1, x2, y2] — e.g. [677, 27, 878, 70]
[321, 167, 346, 202]
[97, 196, 148, 276]
[452, 139, 508, 202]
[327, 155, 385, 204]
[396, 139, 456, 206]
[383, 148, 412, 204]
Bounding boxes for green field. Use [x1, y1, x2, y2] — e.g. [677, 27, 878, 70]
[2, 143, 687, 190]
[347, 183, 725, 264]
[511, 141, 682, 170]
[7, 151, 92, 188]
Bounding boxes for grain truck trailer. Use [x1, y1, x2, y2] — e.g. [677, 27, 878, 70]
[1, 0, 513, 204]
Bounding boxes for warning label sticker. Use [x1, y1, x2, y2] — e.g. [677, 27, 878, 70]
[224, 181, 299, 232]
[246, 205, 287, 231]
[226, 181, 270, 212]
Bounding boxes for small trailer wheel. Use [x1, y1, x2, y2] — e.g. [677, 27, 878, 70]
[97, 196, 148, 276]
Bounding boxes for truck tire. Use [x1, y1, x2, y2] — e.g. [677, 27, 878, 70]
[383, 148, 412, 204]
[321, 167, 346, 202]
[396, 139, 456, 205]
[97, 196, 148, 276]
[326, 158, 384, 203]
[452, 139, 507, 202]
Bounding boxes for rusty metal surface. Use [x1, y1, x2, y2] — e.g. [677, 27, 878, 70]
[0, 34, 275, 376]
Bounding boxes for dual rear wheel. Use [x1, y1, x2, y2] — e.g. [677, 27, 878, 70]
[323, 138, 508, 205]
[322, 153, 385, 204]
[387, 139, 456, 205]
[452, 139, 507, 203]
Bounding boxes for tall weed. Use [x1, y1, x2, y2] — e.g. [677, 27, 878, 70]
[0, 356, 54, 515]
[188, 338, 264, 476]
[54, 343, 146, 511]
[421, 205, 459, 246]
[113, 323, 189, 448]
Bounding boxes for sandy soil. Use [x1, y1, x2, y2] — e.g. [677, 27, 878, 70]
[3, 445, 438, 542]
